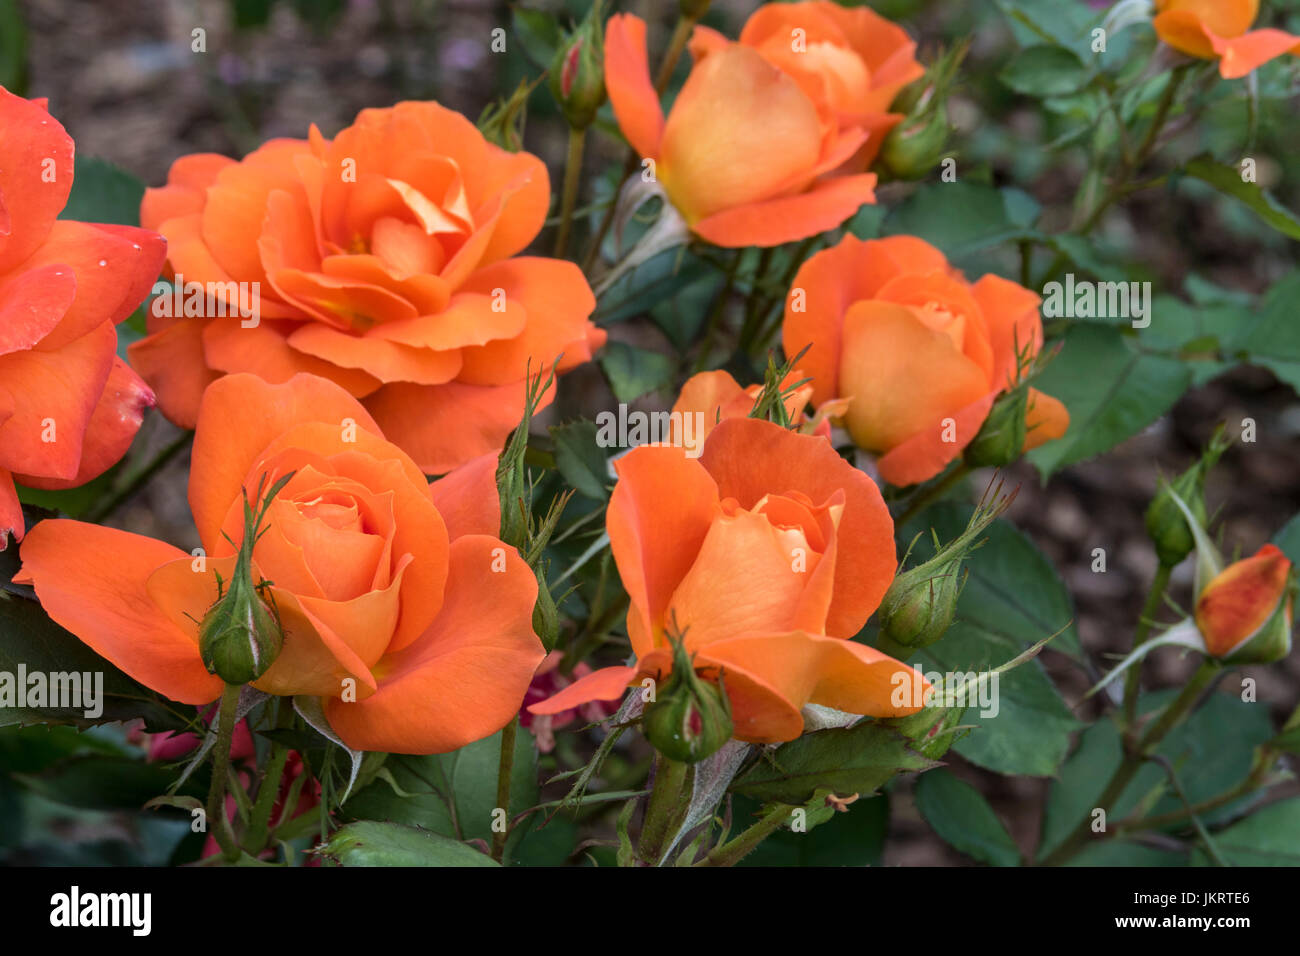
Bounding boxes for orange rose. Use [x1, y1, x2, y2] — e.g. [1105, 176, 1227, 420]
[782, 234, 1069, 487]
[604, 2, 922, 248]
[1154, 0, 1300, 79]
[16, 373, 544, 754]
[129, 101, 606, 475]
[0, 88, 166, 547]
[1196, 544, 1293, 660]
[529, 417, 926, 743]
[670, 368, 841, 449]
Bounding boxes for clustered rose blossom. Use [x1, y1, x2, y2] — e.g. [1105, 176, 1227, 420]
[17, 374, 544, 754]
[531, 416, 929, 743]
[130, 101, 605, 475]
[1154, 0, 1300, 78]
[0, 88, 165, 547]
[782, 234, 1070, 487]
[604, 1, 923, 247]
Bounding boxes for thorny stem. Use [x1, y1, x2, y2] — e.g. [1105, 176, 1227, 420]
[1041, 661, 1220, 866]
[554, 126, 587, 258]
[490, 716, 519, 863]
[1122, 563, 1173, 735]
[637, 754, 690, 864]
[697, 803, 792, 867]
[205, 682, 244, 863]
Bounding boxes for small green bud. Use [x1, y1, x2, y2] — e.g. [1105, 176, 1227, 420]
[1145, 425, 1229, 567]
[549, 2, 607, 130]
[642, 639, 732, 763]
[198, 472, 293, 685]
[964, 386, 1029, 469]
[531, 567, 560, 652]
[878, 104, 951, 181]
[878, 559, 963, 650]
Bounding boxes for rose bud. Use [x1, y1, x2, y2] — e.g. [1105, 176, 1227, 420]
[963, 385, 1029, 469]
[1145, 425, 1230, 568]
[642, 639, 734, 764]
[550, 2, 607, 130]
[1196, 544, 1294, 664]
[198, 475, 291, 685]
[879, 489, 1012, 649]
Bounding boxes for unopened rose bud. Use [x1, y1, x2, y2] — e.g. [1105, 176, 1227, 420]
[878, 558, 962, 649]
[1146, 426, 1229, 567]
[642, 639, 732, 763]
[964, 386, 1029, 469]
[549, 3, 607, 130]
[532, 569, 560, 652]
[198, 473, 292, 685]
[1196, 544, 1294, 664]
[879, 103, 951, 181]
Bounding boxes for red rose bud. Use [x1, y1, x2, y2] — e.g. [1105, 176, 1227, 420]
[1195, 544, 1294, 664]
[549, 2, 607, 130]
[198, 473, 293, 685]
[642, 639, 733, 763]
[1145, 425, 1230, 567]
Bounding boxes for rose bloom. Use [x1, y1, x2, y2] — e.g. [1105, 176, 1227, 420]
[129, 101, 605, 475]
[16, 373, 544, 754]
[1154, 0, 1300, 79]
[1196, 544, 1293, 660]
[782, 234, 1070, 487]
[604, 2, 923, 247]
[0, 87, 165, 546]
[530, 417, 927, 743]
[670, 368, 842, 448]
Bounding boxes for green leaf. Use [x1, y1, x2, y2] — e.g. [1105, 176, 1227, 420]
[511, 6, 562, 70]
[343, 727, 538, 859]
[899, 503, 1082, 776]
[320, 821, 498, 867]
[598, 340, 674, 403]
[729, 720, 938, 805]
[549, 420, 609, 501]
[1183, 155, 1300, 241]
[999, 45, 1089, 97]
[914, 769, 1021, 866]
[734, 793, 889, 866]
[60, 157, 145, 227]
[0, 0, 27, 93]
[882, 183, 1029, 261]
[1273, 512, 1300, 564]
[0, 585, 189, 733]
[1027, 324, 1192, 477]
[1190, 799, 1300, 865]
[14, 755, 200, 811]
[1039, 690, 1275, 860]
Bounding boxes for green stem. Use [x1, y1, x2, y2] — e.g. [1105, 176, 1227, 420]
[1122, 563, 1173, 734]
[637, 754, 689, 865]
[205, 683, 244, 863]
[490, 716, 519, 863]
[697, 803, 792, 867]
[654, 14, 697, 94]
[85, 429, 193, 523]
[895, 462, 970, 529]
[1041, 661, 1219, 866]
[553, 126, 587, 258]
[691, 254, 740, 374]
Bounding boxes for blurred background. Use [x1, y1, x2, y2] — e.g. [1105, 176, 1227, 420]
[2, 0, 1298, 865]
